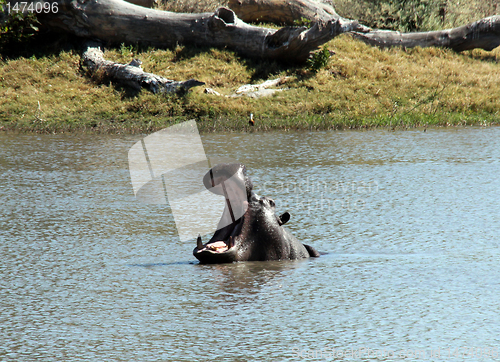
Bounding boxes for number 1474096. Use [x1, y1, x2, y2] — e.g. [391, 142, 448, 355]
[5, 1, 58, 14]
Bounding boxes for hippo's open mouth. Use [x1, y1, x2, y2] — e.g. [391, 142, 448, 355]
[193, 162, 251, 262]
[193, 215, 244, 264]
[196, 235, 236, 254]
[194, 211, 244, 257]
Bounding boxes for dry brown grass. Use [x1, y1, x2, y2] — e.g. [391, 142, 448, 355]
[156, 0, 227, 13]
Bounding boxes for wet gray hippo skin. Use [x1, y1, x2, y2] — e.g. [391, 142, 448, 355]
[193, 163, 319, 264]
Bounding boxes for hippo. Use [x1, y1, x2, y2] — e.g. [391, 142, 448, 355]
[193, 163, 319, 264]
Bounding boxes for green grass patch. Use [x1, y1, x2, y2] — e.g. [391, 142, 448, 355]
[1, 35, 499, 133]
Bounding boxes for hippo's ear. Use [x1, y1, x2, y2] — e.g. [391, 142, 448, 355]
[277, 212, 290, 226]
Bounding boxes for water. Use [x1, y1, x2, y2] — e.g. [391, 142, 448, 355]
[1, 128, 500, 361]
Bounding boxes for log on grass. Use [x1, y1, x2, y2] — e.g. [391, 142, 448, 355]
[40, 0, 360, 63]
[227, 0, 340, 25]
[82, 42, 204, 93]
[352, 16, 500, 52]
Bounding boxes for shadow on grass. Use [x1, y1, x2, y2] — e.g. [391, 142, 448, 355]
[240, 55, 319, 84]
[0, 30, 83, 60]
[169, 43, 316, 84]
[171, 44, 214, 62]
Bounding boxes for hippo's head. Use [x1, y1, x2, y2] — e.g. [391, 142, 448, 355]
[193, 163, 299, 264]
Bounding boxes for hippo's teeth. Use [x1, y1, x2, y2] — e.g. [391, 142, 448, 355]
[206, 241, 228, 252]
[228, 236, 234, 249]
[197, 235, 203, 250]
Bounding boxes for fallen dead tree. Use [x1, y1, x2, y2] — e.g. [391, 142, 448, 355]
[82, 42, 204, 93]
[40, 0, 360, 63]
[6, 0, 500, 59]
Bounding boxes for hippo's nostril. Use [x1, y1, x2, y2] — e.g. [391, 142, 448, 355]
[269, 199, 275, 207]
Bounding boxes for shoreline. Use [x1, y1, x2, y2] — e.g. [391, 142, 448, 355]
[1, 114, 498, 134]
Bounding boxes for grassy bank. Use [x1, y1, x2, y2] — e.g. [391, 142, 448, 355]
[1, 34, 499, 133]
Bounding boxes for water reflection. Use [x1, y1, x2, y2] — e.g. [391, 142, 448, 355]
[196, 260, 307, 297]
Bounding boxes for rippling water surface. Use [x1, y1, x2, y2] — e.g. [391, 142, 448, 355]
[1, 128, 500, 361]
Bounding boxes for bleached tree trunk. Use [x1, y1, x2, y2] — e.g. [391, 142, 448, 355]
[4, 0, 500, 56]
[351, 16, 500, 52]
[38, 0, 359, 63]
[82, 42, 204, 93]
